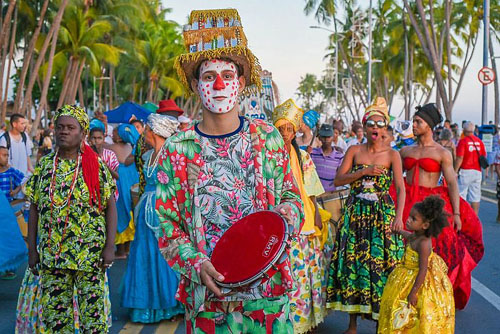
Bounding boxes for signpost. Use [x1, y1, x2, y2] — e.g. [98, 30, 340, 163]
[478, 66, 496, 85]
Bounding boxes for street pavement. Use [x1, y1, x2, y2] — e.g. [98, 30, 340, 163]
[1, 197, 499, 334]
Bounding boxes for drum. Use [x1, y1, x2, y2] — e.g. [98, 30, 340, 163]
[211, 211, 289, 288]
[131, 183, 140, 207]
[317, 187, 350, 225]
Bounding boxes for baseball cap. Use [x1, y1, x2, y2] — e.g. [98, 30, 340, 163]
[318, 124, 334, 137]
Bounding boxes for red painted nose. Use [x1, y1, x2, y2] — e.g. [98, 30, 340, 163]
[213, 74, 225, 90]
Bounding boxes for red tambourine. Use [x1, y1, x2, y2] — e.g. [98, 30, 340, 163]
[211, 210, 289, 288]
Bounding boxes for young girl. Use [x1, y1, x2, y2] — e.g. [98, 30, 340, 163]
[378, 195, 455, 333]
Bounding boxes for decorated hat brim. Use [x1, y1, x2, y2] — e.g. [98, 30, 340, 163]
[174, 45, 262, 95]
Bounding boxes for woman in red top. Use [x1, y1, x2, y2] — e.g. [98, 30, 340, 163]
[399, 103, 484, 309]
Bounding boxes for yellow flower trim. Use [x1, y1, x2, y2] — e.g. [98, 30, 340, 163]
[189, 9, 241, 24]
[183, 26, 247, 48]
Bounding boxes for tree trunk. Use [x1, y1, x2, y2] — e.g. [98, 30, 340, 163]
[445, 0, 453, 113]
[12, 0, 49, 115]
[36, 8, 64, 135]
[147, 78, 154, 102]
[403, 5, 410, 120]
[0, 4, 13, 110]
[56, 57, 75, 110]
[0, 0, 16, 49]
[22, 27, 55, 115]
[404, 0, 451, 119]
[78, 81, 85, 108]
[130, 75, 136, 101]
[67, 59, 85, 104]
[63, 60, 79, 105]
[0, 6, 17, 122]
[98, 76, 104, 112]
[109, 65, 114, 109]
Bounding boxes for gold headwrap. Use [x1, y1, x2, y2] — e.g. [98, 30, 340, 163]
[362, 97, 390, 124]
[272, 99, 304, 132]
[55, 105, 89, 132]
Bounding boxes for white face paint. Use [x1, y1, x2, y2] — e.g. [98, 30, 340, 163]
[197, 59, 240, 114]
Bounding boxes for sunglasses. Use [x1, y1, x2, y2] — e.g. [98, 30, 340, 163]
[365, 120, 387, 128]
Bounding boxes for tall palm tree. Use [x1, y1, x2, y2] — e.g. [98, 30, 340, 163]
[52, 4, 122, 109]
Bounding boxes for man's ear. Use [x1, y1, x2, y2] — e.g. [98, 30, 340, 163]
[190, 78, 199, 93]
[238, 75, 246, 93]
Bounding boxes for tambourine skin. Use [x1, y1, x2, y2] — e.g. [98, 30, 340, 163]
[211, 210, 289, 288]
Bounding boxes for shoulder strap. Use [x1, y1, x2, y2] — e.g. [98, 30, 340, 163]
[21, 132, 27, 145]
[0, 132, 11, 150]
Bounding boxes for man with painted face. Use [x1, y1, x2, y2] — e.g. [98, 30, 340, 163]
[399, 103, 484, 309]
[155, 9, 303, 333]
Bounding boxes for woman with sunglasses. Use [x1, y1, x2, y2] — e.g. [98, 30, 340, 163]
[326, 97, 405, 334]
[399, 103, 484, 309]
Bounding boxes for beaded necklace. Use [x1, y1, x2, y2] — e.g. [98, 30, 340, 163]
[47, 150, 81, 257]
[146, 147, 163, 178]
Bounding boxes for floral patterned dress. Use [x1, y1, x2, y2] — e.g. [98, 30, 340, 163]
[326, 164, 404, 320]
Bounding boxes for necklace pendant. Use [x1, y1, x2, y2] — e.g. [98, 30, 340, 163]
[55, 254, 60, 260]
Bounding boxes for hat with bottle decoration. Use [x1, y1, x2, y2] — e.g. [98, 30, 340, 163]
[174, 9, 262, 95]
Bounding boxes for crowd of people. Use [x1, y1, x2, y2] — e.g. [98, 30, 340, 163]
[0, 8, 491, 334]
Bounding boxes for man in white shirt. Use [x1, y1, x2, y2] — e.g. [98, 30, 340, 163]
[347, 123, 367, 148]
[332, 125, 348, 152]
[0, 113, 33, 177]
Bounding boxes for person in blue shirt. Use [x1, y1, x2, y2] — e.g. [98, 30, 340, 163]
[0, 146, 24, 202]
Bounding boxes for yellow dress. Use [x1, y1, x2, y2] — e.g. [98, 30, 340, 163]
[378, 245, 455, 333]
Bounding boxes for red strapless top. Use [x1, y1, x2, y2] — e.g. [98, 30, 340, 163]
[403, 157, 442, 199]
[403, 157, 441, 173]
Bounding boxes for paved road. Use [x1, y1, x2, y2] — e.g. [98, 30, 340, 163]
[2, 198, 499, 333]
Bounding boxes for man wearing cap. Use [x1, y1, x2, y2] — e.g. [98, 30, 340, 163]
[178, 115, 192, 130]
[310, 124, 345, 192]
[400, 103, 484, 309]
[455, 121, 486, 214]
[155, 9, 303, 333]
[157, 99, 185, 119]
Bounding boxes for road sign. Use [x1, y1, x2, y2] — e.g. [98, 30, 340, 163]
[478, 67, 496, 85]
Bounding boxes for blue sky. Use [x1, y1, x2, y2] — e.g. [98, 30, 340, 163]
[168, 1, 498, 125]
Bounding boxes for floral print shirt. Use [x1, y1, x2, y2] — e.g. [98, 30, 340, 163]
[155, 117, 304, 316]
[25, 153, 115, 272]
[196, 118, 256, 257]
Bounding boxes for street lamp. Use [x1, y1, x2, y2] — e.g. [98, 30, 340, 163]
[310, 25, 342, 118]
[367, 0, 373, 103]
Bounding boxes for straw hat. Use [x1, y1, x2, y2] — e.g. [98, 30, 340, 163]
[174, 9, 262, 95]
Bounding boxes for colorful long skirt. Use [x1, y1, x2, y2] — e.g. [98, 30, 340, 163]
[15, 268, 112, 333]
[184, 295, 292, 334]
[121, 191, 184, 323]
[289, 234, 326, 333]
[326, 194, 404, 320]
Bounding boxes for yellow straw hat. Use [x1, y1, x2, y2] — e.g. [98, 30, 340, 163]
[272, 99, 304, 132]
[174, 9, 262, 95]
